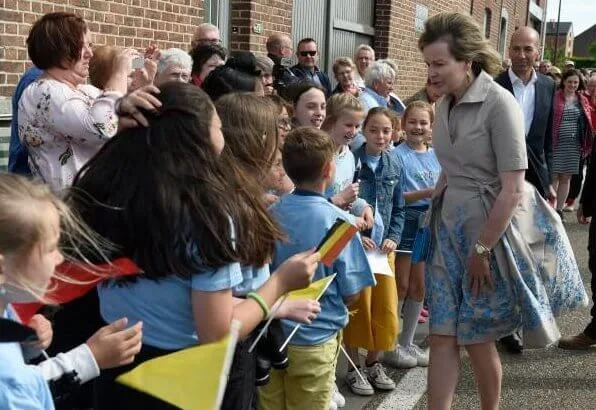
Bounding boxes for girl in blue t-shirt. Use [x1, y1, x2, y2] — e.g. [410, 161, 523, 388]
[0, 173, 145, 410]
[390, 101, 441, 368]
[68, 83, 319, 410]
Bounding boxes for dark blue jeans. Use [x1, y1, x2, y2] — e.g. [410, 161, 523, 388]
[584, 219, 596, 339]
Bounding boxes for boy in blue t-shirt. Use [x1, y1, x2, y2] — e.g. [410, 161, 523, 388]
[259, 127, 375, 410]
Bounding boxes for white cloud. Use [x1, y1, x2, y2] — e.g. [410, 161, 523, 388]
[546, 0, 595, 35]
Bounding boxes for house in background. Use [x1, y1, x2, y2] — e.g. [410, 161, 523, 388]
[574, 24, 596, 58]
[546, 21, 574, 58]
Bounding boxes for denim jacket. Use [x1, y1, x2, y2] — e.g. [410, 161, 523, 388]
[354, 144, 405, 244]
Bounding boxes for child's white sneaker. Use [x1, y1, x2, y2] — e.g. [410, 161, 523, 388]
[366, 362, 395, 390]
[383, 344, 417, 368]
[346, 368, 374, 396]
[332, 382, 345, 407]
[406, 344, 429, 367]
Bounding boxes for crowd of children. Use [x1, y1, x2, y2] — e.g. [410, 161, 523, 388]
[0, 11, 449, 410]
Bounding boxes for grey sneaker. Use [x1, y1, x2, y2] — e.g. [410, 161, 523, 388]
[346, 368, 374, 396]
[383, 345, 417, 368]
[366, 362, 395, 391]
[406, 344, 429, 367]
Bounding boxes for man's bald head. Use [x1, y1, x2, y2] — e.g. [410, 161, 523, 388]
[266, 34, 293, 57]
[509, 26, 541, 79]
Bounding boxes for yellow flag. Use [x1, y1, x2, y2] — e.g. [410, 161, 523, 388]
[286, 273, 337, 301]
[116, 321, 240, 410]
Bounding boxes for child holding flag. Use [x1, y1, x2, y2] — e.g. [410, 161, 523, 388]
[0, 173, 144, 409]
[344, 107, 405, 395]
[259, 127, 375, 410]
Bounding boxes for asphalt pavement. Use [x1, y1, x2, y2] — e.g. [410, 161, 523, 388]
[338, 215, 596, 409]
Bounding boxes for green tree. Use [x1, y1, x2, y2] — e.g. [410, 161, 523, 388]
[588, 41, 596, 59]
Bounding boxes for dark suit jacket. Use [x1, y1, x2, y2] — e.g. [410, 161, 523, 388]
[581, 145, 595, 217]
[495, 71, 555, 198]
[290, 64, 332, 97]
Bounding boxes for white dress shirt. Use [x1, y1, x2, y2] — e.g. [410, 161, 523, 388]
[508, 68, 537, 136]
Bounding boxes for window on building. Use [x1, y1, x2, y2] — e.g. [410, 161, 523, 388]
[498, 16, 508, 56]
[483, 8, 492, 39]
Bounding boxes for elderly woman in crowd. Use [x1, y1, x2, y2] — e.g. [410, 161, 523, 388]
[153, 48, 193, 86]
[546, 66, 562, 87]
[353, 44, 375, 88]
[359, 61, 403, 114]
[18, 12, 160, 194]
[255, 54, 275, 96]
[332, 57, 360, 96]
[190, 42, 227, 88]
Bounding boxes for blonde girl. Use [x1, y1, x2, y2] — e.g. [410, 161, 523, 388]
[388, 101, 440, 368]
[0, 173, 143, 410]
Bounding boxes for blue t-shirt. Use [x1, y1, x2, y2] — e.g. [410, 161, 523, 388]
[233, 264, 270, 296]
[0, 306, 54, 410]
[270, 191, 375, 346]
[99, 264, 243, 350]
[391, 143, 441, 207]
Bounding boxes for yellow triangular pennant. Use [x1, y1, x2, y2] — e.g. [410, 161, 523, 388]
[116, 321, 240, 410]
[286, 273, 337, 301]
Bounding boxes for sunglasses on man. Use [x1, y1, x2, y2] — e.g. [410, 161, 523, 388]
[299, 51, 317, 57]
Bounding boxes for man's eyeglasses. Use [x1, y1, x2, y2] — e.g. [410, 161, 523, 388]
[299, 51, 317, 57]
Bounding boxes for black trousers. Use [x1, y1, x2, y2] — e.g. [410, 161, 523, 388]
[568, 158, 587, 202]
[584, 220, 596, 339]
[93, 329, 258, 410]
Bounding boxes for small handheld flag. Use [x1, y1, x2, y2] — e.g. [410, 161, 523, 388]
[316, 218, 359, 266]
[12, 258, 141, 324]
[279, 274, 337, 352]
[117, 320, 241, 410]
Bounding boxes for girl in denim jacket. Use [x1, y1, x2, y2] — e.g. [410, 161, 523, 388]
[343, 107, 405, 396]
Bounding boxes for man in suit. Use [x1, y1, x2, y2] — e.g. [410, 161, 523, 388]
[291, 38, 332, 97]
[495, 26, 557, 354]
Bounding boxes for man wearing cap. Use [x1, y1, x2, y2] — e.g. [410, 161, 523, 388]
[565, 60, 575, 71]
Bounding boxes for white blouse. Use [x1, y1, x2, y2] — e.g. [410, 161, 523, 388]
[18, 78, 122, 193]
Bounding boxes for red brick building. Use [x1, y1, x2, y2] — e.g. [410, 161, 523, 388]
[0, 0, 534, 100]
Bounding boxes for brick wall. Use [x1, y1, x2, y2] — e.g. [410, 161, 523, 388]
[374, 0, 528, 100]
[375, 0, 472, 100]
[230, 0, 292, 53]
[0, 0, 205, 97]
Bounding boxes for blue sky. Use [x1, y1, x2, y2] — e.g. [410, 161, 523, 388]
[546, 0, 595, 35]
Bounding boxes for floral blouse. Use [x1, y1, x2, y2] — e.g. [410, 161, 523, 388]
[18, 79, 121, 193]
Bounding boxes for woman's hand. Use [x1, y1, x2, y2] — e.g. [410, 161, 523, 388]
[275, 299, 321, 324]
[275, 249, 320, 294]
[362, 236, 376, 251]
[118, 85, 162, 129]
[380, 239, 397, 254]
[86, 318, 143, 370]
[468, 254, 493, 298]
[263, 192, 280, 207]
[27, 314, 53, 350]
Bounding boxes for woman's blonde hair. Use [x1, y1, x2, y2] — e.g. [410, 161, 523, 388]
[332, 57, 355, 76]
[418, 12, 501, 77]
[0, 173, 111, 300]
[321, 93, 364, 131]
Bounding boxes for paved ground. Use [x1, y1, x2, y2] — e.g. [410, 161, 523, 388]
[338, 215, 596, 409]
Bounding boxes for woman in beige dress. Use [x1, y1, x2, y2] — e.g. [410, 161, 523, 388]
[419, 13, 588, 410]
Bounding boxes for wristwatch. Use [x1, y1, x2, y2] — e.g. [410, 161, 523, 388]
[474, 240, 492, 260]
